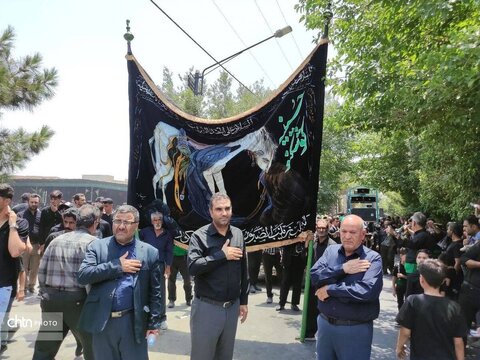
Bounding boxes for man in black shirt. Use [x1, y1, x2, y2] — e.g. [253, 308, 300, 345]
[18, 193, 42, 294]
[0, 184, 28, 355]
[188, 193, 248, 360]
[405, 212, 434, 275]
[38, 190, 63, 251]
[459, 241, 480, 330]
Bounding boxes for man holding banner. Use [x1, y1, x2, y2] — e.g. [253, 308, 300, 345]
[310, 215, 383, 359]
[188, 193, 248, 360]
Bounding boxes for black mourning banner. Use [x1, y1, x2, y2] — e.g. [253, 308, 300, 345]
[127, 40, 328, 249]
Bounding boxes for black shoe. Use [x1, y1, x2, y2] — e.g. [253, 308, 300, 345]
[253, 285, 262, 292]
[249, 287, 256, 294]
[0, 345, 7, 354]
[75, 343, 83, 357]
[275, 305, 285, 311]
[186, 299, 191, 306]
[291, 304, 300, 311]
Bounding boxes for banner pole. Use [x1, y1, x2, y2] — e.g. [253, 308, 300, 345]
[299, 238, 314, 342]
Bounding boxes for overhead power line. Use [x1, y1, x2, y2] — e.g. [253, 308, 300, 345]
[253, 0, 293, 71]
[275, 0, 304, 60]
[149, 0, 254, 95]
[211, 0, 276, 88]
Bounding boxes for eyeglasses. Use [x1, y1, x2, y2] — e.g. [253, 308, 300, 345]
[112, 220, 138, 226]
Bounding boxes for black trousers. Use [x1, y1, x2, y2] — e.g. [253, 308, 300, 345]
[262, 252, 282, 298]
[305, 285, 319, 337]
[380, 245, 395, 274]
[168, 255, 192, 302]
[459, 282, 480, 328]
[248, 251, 263, 287]
[279, 253, 305, 306]
[32, 290, 93, 360]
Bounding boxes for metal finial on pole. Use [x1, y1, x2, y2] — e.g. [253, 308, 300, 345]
[124, 19, 135, 54]
[321, 3, 333, 39]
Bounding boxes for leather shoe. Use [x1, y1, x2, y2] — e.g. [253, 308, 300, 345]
[186, 299, 191, 306]
[291, 304, 300, 312]
[167, 301, 175, 308]
[275, 305, 285, 311]
[253, 285, 262, 292]
[249, 287, 256, 294]
[0, 345, 7, 355]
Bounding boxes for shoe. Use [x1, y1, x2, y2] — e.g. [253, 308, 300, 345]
[275, 305, 285, 311]
[254, 285, 262, 292]
[27, 286, 35, 293]
[186, 299, 191, 306]
[304, 336, 316, 342]
[266, 297, 273, 304]
[0, 345, 7, 354]
[159, 321, 168, 330]
[167, 301, 175, 308]
[291, 304, 300, 312]
[75, 343, 83, 357]
[249, 287, 256, 294]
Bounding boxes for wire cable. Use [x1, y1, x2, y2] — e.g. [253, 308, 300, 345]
[275, 0, 304, 60]
[149, 0, 254, 95]
[211, 0, 276, 88]
[253, 0, 293, 71]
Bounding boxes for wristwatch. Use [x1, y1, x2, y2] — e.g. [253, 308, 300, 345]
[9, 223, 18, 230]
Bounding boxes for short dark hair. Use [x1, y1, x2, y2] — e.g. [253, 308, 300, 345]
[399, 247, 408, 256]
[73, 193, 85, 202]
[465, 215, 479, 228]
[0, 184, 14, 199]
[29, 193, 41, 201]
[20, 192, 30, 202]
[209, 193, 231, 210]
[418, 259, 446, 289]
[62, 207, 78, 221]
[416, 249, 431, 257]
[49, 190, 63, 199]
[450, 222, 464, 238]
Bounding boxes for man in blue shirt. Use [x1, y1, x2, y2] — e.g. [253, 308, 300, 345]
[310, 214, 383, 360]
[77, 205, 163, 360]
[140, 211, 173, 330]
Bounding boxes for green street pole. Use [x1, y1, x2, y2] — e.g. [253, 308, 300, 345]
[299, 238, 314, 342]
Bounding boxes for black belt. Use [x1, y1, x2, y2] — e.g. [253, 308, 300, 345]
[320, 313, 369, 326]
[111, 309, 133, 318]
[45, 286, 86, 293]
[196, 296, 235, 309]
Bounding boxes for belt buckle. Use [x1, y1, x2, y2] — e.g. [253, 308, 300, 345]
[327, 316, 337, 325]
[222, 301, 229, 308]
[111, 311, 121, 318]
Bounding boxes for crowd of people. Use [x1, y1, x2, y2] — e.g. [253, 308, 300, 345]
[1, 181, 480, 359]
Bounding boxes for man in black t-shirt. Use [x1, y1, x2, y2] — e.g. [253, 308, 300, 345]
[396, 259, 467, 360]
[0, 184, 28, 355]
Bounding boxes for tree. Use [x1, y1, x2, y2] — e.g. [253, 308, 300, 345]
[205, 71, 235, 119]
[297, 0, 480, 220]
[0, 26, 58, 182]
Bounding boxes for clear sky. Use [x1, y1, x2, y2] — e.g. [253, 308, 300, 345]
[1, 0, 321, 181]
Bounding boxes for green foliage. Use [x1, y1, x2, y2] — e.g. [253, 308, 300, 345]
[297, 0, 480, 220]
[0, 26, 57, 181]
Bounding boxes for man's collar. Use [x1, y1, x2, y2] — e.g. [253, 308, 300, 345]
[338, 244, 365, 257]
[207, 223, 230, 236]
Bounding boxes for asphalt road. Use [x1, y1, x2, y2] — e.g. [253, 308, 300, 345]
[1, 275, 479, 359]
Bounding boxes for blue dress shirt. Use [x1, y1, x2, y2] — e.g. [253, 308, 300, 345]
[111, 239, 136, 311]
[139, 227, 173, 266]
[310, 244, 383, 322]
